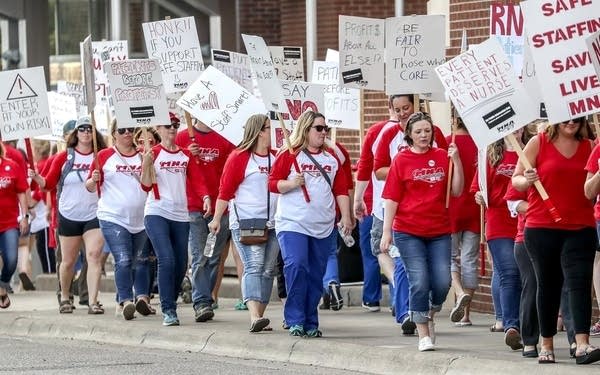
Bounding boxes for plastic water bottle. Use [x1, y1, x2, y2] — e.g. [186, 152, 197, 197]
[338, 223, 355, 247]
[204, 233, 216, 258]
[388, 244, 400, 258]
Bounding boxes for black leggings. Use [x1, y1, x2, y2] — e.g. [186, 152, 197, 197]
[524, 227, 597, 337]
[34, 228, 56, 274]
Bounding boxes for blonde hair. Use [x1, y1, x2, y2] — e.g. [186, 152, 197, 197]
[487, 139, 505, 168]
[33, 140, 51, 160]
[238, 114, 269, 151]
[545, 117, 588, 141]
[288, 111, 326, 151]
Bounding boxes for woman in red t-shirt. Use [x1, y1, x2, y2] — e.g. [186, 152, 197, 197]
[0, 142, 29, 308]
[380, 112, 464, 352]
[514, 118, 599, 365]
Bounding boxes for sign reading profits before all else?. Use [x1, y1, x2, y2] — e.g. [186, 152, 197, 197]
[0, 66, 51, 141]
[142, 16, 204, 93]
[176, 65, 266, 146]
[520, 0, 600, 124]
[104, 59, 170, 127]
[435, 38, 537, 150]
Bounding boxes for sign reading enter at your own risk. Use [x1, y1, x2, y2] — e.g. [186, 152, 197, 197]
[142, 16, 204, 93]
[104, 59, 170, 127]
[177, 65, 266, 146]
[435, 38, 537, 150]
[0, 66, 51, 141]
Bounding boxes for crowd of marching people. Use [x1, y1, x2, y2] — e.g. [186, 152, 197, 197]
[3, 96, 600, 365]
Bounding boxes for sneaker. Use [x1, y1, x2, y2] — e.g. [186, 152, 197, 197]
[163, 311, 180, 326]
[234, 299, 248, 311]
[418, 336, 435, 351]
[305, 328, 323, 338]
[135, 298, 152, 316]
[328, 282, 343, 311]
[504, 328, 524, 350]
[590, 320, 600, 336]
[194, 305, 214, 322]
[180, 276, 192, 304]
[401, 315, 416, 335]
[319, 292, 330, 310]
[122, 301, 136, 321]
[450, 293, 471, 323]
[428, 319, 436, 344]
[211, 300, 219, 310]
[362, 301, 381, 312]
[289, 324, 305, 337]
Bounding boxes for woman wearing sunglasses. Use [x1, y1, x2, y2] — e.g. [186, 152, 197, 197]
[85, 120, 153, 319]
[141, 113, 208, 326]
[269, 111, 353, 337]
[29, 116, 107, 314]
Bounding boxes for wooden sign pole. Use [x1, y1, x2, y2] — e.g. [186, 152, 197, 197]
[90, 110, 101, 197]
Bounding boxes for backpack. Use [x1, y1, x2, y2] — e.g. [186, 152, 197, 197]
[56, 148, 83, 200]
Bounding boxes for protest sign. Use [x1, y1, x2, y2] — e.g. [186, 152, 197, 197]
[435, 38, 536, 149]
[104, 59, 170, 127]
[143, 16, 204, 93]
[167, 92, 185, 122]
[177, 65, 266, 146]
[520, 0, 600, 123]
[92, 40, 128, 105]
[385, 15, 446, 95]
[47, 92, 77, 138]
[490, 3, 524, 77]
[522, 37, 547, 118]
[57, 80, 86, 116]
[80, 35, 96, 111]
[326, 49, 339, 63]
[269, 46, 305, 81]
[587, 29, 600, 80]
[338, 15, 384, 90]
[242, 34, 287, 113]
[211, 49, 254, 92]
[0, 67, 51, 141]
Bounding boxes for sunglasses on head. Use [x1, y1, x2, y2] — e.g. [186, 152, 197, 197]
[77, 125, 93, 133]
[117, 127, 135, 135]
[163, 122, 180, 130]
[312, 125, 330, 133]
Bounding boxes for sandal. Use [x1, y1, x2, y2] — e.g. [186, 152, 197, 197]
[0, 294, 10, 309]
[59, 300, 73, 314]
[538, 350, 555, 364]
[250, 317, 270, 333]
[88, 302, 104, 315]
[575, 345, 600, 365]
[490, 323, 504, 332]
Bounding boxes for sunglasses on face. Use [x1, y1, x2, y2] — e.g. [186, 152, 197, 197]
[117, 127, 135, 135]
[77, 125, 93, 133]
[163, 123, 180, 130]
[312, 125, 330, 133]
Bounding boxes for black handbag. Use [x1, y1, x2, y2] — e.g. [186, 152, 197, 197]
[235, 155, 270, 246]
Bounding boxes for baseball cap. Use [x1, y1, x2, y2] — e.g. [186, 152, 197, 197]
[62, 120, 77, 136]
[76, 116, 92, 128]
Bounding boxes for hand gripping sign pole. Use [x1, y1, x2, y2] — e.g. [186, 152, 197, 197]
[276, 112, 310, 203]
[446, 115, 458, 208]
[184, 111, 200, 164]
[141, 126, 160, 199]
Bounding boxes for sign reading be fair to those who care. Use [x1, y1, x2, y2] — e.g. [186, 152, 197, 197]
[143, 17, 204, 93]
[0, 67, 51, 141]
[177, 66, 266, 146]
[521, 0, 600, 123]
[435, 38, 536, 149]
[105, 59, 170, 127]
[385, 15, 446, 95]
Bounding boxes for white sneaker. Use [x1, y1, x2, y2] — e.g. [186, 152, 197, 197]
[418, 336, 435, 352]
[428, 319, 436, 344]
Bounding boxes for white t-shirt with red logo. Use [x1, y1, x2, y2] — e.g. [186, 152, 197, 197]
[371, 121, 400, 220]
[144, 145, 191, 222]
[269, 149, 348, 238]
[44, 149, 97, 222]
[218, 149, 277, 230]
[92, 147, 147, 233]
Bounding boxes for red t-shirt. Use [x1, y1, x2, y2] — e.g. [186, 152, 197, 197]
[40, 153, 58, 248]
[3, 143, 28, 176]
[175, 128, 235, 213]
[356, 120, 389, 214]
[526, 132, 594, 229]
[446, 134, 480, 233]
[470, 150, 518, 240]
[585, 143, 600, 221]
[504, 184, 527, 243]
[382, 147, 451, 237]
[0, 157, 28, 232]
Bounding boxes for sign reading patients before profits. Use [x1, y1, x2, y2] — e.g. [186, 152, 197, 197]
[520, 0, 600, 124]
[105, 59, 170, 127]
[143, 16, 204, 93]
[80, 35, 96, 111]
[435, 38, 536, 149]
[177, 66, 266, 146]
[0, 67, 51, 141]
[587, 30, 600, 81]
[269, 46, 305, 81]
[385, 15, 446, 95]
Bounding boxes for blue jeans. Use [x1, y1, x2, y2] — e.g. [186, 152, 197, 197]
[231, 229, 279, 304]
[145, 215, 189, 314]
[394, 232, 451, 324]
[278, 230, 333, 330]
[0, 228, 19, 290]
[189, 212, 231, 309]
[393, 255, 410, 322]
[370, 215, 395, 306]
[487, 238, 521, 331]
[492, 265, 503, 321]
[359, 215, 382, 304]
[322, 230, 340, 289]
[99, 220, 149, 303]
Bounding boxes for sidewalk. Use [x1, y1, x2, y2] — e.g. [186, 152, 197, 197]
[1, 290, 596, 374]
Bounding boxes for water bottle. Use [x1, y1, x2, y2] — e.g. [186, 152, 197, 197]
[388, 244, 400, 258]
[204, 233, 216, 258]
[338, 223, 355, 247]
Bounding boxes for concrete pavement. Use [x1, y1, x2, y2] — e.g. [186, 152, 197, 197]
[0, 290, 598, 374]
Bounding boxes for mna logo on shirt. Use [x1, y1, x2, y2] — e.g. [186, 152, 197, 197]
[412, 167, 445, 183]
[198, 148, 219, 162]
[496, 164, 516, 178]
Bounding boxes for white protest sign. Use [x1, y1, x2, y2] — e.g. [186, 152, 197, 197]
[269, 46, 304, 81]
[521, 0, 600, 123]
[167, 92, 185, 123]
[94, 103, 111, 136]
[522, 37, 547, 118]
[80, 35, 96, 111]
[104, 59, 170, 127]
[326, 49, 339, 63]
[143, 16, 204, 93]
[339, 15, 384, 90]
[177, 65, 266, 146]
[0, 67, 51, 141]
[211, 49, 254, 92]
[47, 92, 77, 138]
[92, 40, 128, 105]
[490, 3, 524, 77]
[385, 15, 446, 95]
[435, 38, 536, 149]
[242, 34, 287, 113]
[586, 30, 600, 81]
[57, 80, 86, 116]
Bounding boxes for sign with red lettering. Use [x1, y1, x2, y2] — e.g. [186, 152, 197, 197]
[92, 40, 128, 105]
[587, 30, 600, 81]
[435, 38, 536, 149]
[521, 0, 600, 123]
[490, 3, 524, 77]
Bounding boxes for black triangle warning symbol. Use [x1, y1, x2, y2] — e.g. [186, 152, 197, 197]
[7, 74, 38, 100]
